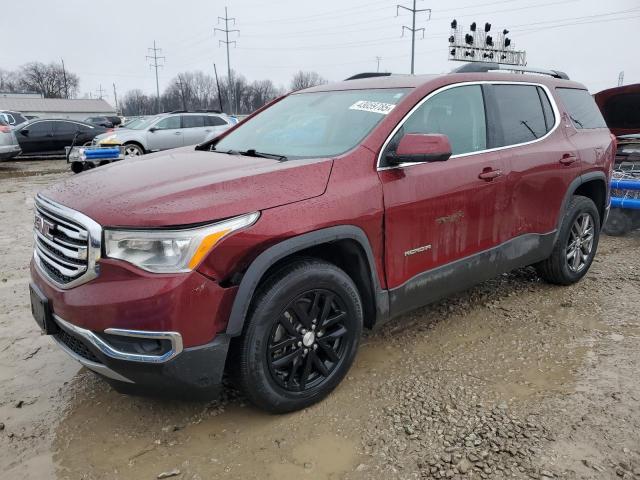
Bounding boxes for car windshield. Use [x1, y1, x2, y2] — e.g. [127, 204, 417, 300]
[126, 115, 161, 130]
[121, 118, 145, 129]
[214, 88, 410, 158]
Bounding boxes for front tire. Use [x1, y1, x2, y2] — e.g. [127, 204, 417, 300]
[124, 143, 144, 157]
[237, 259, 363, 413]
[536, 195, 600, 285]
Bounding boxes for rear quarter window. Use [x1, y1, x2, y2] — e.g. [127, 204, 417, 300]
[556, 88, 607, 129]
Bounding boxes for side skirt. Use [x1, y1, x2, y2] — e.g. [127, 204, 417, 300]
[387, 232, 556, 319]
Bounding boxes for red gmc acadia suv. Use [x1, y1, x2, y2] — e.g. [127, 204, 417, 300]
[29, 64, 615, 412]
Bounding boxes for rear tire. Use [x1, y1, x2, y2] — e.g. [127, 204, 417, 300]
[535, 195, 600, 285]
[236, 259, 363, 413]
[603, 209, 632, 236]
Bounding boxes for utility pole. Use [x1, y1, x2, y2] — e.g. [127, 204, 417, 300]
[112, 83, 119, 114]
[213, 63, 224, 112]
[215, 7, 239, 114]
[95, 84, 106, 99]
[375, 56, 382, 72]
[146, 40, 165, 114]
[61, 58, 69, 99]
[397, 0, 431, 74]
[618, 71, 625, 87]
[176, 76, 187, 110]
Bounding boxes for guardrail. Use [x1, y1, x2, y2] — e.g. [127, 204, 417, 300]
[611, 178, 640, 210]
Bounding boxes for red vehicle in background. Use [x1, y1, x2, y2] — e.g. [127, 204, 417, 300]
[29, 63, 614, 412]
[595, 83, 640, 137]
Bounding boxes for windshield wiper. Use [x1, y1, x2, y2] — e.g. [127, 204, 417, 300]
[227, 149, 287, 161]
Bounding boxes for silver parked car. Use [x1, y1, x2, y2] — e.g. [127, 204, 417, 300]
[0, 119, 21, 160]
[93, 111, 233, 156]
[0, 110, 28, 130]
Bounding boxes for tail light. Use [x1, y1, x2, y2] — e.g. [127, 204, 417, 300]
[0, 125, 10, 133]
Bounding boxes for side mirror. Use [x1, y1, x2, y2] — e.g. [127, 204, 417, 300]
[386, 133, 452, 165]
[148, 127, 157, 133]
[20, 129, 29, 136]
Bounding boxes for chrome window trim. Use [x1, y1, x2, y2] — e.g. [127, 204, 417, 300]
[33, 194, 102, 290]
[376, 80, 561, 171]
[55, 315, 184, 364]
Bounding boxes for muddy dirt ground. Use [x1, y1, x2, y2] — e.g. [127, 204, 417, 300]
[1, 159, 639, 480]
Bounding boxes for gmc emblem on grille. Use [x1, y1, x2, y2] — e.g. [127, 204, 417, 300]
[34, 214, 56, 240]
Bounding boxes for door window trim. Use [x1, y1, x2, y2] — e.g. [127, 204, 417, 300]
[377, 80, 562, 171]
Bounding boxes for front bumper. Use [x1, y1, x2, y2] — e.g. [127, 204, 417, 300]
[51, 312, 230, 392]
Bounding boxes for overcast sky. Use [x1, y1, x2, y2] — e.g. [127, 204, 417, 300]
[1, 0, 638, 104]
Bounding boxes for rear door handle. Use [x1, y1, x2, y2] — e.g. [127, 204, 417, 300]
[560, 153, 578, 165]
[478, 168, 503, 181]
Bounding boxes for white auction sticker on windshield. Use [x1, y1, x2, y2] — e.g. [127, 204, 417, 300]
[349, 100, 396, 115]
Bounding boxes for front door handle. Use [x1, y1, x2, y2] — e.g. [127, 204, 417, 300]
[478, 168, 503, 181]
[174, 131, 182, 135]
[560, 153, 578, 165]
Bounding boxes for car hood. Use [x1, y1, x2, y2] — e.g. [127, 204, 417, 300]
[41, 147, 333, 227]
[94, 129, 138, 143]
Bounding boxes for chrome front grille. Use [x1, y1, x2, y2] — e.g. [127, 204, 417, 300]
[33, 195, 102, 289]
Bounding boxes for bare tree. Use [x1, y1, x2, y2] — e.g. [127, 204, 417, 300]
[17, 62, 79, 98]
[0, 69, 20, 93]
[120, 89, 156, 116]
[290, 71, 327, 92]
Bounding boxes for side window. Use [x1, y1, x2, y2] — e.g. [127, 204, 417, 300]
[537, 87, 555, 133]
[154, 116, 181, 130]
[401, 85, 487, 155]
[182, 115, 205, 128]
[5, 114, 16, 125]
[54, 121, 79, 135]
[205, 115, 228, 127]
[492, 85, 547, 146]
[28, 122, 53, 135]
[556, 88, 607, 129]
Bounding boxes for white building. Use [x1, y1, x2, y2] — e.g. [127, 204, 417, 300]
[0, 97, 115, 121]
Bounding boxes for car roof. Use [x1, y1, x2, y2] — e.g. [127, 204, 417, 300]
[299, 71, 586, 93]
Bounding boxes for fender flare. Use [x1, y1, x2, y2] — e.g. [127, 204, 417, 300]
[225, 225, 388, 337]
[556, 171, 608, 234]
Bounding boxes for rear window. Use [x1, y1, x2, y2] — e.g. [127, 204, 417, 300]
[493, 84, 548, 146]
[205, 115, 228, 127]
[603, 93, 640, 130]
[556, 88, 607, 129]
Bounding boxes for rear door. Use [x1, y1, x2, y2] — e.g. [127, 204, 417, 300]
[146, 116, 183, 151]
[52, 121, 80, 152]
[488, 82, 579, 238]
[181, 115, 206, 145]
[378, 84, 508, 301]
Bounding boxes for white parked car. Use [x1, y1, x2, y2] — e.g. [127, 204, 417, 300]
[93, 110, 233, 156]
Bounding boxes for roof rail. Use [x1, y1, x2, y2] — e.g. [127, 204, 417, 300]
[451, 62, 569, 80]
[168, 109, 223, 114]
[345, 72, 393, 81]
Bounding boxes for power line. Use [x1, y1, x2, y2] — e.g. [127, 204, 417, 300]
[397, 0, 431, 75]
[215, 6, 239, 115]
[146, 40, 165, 114]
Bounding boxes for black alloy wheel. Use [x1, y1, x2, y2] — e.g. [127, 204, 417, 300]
[267, 289, 352, 392]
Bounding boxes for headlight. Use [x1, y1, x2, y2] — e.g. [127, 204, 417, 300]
[104, 212, 259, 273]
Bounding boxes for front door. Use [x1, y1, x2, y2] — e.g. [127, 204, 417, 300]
[19, 121, 55, 154]
[377, 84, 508, 316]
[146, 116, 183, 151]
